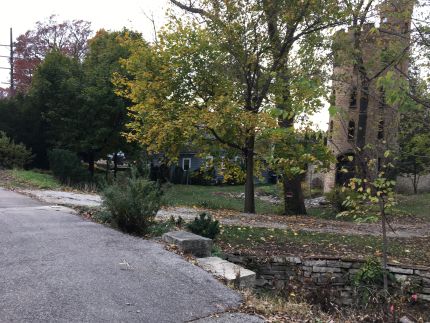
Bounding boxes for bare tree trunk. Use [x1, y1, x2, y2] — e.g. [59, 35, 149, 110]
[244, 136, 256, 214]
[283, 174, 307, 215]
[113, 152, 118, 179]
[88, 152, 95, 177]
[413, 163, 419, 194]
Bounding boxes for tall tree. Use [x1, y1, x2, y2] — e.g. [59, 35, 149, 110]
[13, 15, 92, 93]
[29, 50, 85, 156]
[262, 0, 340, 214]
[29, 29, 142, 175]
[121, 0, 340, 213]
[81, 29, 142, 175]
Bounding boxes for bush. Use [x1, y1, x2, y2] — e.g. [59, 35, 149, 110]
[102, 176, 162, 234]
[48, 149, 88, 184]
[187, 212, 220, 239]
[353, 257, 395, 306]
[325, 186, 354, 213]
[0, 131, 32, 169]
[220, 161, 246, 185]
[191, 166, 216, 185]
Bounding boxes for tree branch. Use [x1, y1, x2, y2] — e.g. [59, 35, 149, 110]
[207, 127, 245, 152]
[170, 0, 207, 16]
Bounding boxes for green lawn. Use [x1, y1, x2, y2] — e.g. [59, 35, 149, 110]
[0, 169, 61, 190]
[394, 193, 430, 220]
[163, 184, 430, 220]
[217, 226, 429, 266]
[163, 184, 282, 214]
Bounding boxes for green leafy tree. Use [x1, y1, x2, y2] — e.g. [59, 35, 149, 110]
[382, 54, 430, 193]
[29, 51, 85, 164]
[82, 29, 142, 175]
[266, 128, 333, 214]
[119, 0, 341, 213]
[342, 151, 397, 296]
[29, 30, 141, 176]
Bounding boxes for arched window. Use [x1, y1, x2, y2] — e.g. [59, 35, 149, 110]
[349, 87, 357, 109]
[348, 120, 355, 141]
[378, 120, 384, 140]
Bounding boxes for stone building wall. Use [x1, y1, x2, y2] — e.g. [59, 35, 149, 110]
[226, 254, 430, 305]
[324, 0, 414, 193]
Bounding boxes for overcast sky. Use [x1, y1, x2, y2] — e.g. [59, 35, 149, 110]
[0, 0, 170, 82]
[0, 0, 329, 129]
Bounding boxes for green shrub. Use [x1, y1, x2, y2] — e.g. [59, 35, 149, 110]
[147, 217, 176, 237]
[48, 149, 88, 184]
[190, 166, 216, 185]
[187, 212, 220, 239]
[0, 131, 32, 169]
[353, 257, 395, 306]
[102, 177, 162, 234]
[92, 209, 112, 224]
[211, 244, 224, 257]
[354, 257, 386, 287]
[325, 186, 354, 213]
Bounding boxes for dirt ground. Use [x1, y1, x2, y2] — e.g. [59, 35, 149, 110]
[16, 188, 430, 239]
[160, 207, 430, 238]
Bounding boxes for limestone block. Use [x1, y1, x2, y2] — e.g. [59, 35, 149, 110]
[326, 260, 342, 268]
[387, 266, 414, 275]
[338, 262, 353, 269]
[312, 266, 341, 273]
[394, 274, 409, 282]
[162, 231, 212, 257]
[415, 270, 430, 279]
[418, 293, 430, 302]
[304, 260, 327, 266]
[197, 257, 256, 289]
[285, 256, 302, 264]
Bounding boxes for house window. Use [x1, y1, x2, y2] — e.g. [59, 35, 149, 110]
[182, 158, 191, 171]
[349, 87, 357, 109]
[378, 120, 384, 140]
[348, 120, 355, 141]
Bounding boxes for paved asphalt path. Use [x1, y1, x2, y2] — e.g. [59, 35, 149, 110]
[0, 188, 242, 322]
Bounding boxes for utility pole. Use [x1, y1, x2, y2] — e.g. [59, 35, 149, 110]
[0, 27, 14, 95]
[10, 28, 13, 92]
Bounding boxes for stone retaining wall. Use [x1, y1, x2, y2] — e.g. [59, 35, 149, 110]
[225, 254, 430, 305]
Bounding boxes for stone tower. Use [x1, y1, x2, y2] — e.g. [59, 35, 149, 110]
[323, 0, 414, 192]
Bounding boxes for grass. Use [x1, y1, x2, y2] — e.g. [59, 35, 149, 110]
[394, 193, 430, 220]
[0, 169, 61, 190]
[163, 184, 430, 222]
[309, 193, 430, 222]
[217, 226, 429, 266]
[163, 184, 281, 214]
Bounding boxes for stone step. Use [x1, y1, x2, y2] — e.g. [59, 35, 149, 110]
[162, 231, 212, 257]
[197, 257, 256, 289]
